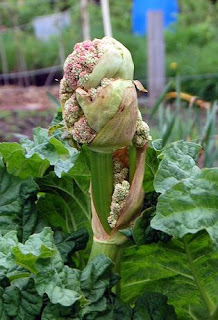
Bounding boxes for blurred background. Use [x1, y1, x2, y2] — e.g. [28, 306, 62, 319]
[0, 0, 217, 166]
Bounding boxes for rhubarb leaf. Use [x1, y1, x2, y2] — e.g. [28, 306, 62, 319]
[133, 291, 177, 319]
[21, 127, 79, 178]
[151, 168, 218, 246]
[121, 232, 218, 319]
[12, 227, 56, 274]
[0, 164, 38, 241]
[0, 142, 49, 179]
[2, 278, 43, 320]
[143, 147, 160, 193]
[36, 172, 91, 233]
[154, 141, 201, 193]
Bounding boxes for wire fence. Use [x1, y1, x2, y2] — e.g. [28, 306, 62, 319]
[0, 2, 218, 91]
[0, 1, 81, 86]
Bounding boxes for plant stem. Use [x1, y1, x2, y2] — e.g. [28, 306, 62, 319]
[89, 149, 113, 234]
[89, 239, 124, 295]
[184, 239, 215, 317]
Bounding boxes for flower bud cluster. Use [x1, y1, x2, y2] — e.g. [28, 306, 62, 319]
[59, 77, 73, 106]
[108, 180, 130, 228]
[72, 116, 96, 144]
[132, 112, 152, 148]
[107, 157, 130, 228]
[64, 39, 104, 90]
[113, 160, 129, 185]
[63, 94, 83, 129]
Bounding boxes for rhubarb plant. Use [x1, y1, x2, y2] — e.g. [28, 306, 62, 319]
[0, 37, 218, 319]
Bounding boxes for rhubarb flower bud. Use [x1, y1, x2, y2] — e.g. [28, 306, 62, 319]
[63, 37, 134, 91]
[132, 112, 152, 148]
[108, 180, 130, 228]
[59, 77, 73, 109]
[75, 79, 138, 152]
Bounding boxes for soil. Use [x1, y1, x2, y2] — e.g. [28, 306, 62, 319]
[0, 85, 60, 142]
[0, 85, 59, 111]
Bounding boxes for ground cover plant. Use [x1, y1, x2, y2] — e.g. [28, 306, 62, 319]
[0, 37, 218, 320]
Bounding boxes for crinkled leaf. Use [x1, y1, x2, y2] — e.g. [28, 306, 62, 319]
[0, 232, 18, 276]
[0, 287, 9, 320]
[95, 296, 133, 320]
[143, 147, 160, 193]
[81, 254, 120, 303]
[21, 127, 79, 177]
[2, 278, 43, 319]
[0, 165, 38, 240]
[0, 142, 49, 179]
[36, 172, 91, 233]
[133, 291, 177, 319]
[80, 297, 108, 319]
[42, 303, 79, 320]
[54, 228, 89, 263]
[151, 168, 218, 246]
[154, 141, 201, 193]
[133, 208, 171, 246]
[36, 265, 82, 307]
[152, 139, 163, 151]
[121, 232, 218, 319]
[12, 228, 56, 274]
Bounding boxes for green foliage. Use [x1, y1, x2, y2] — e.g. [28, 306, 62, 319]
[121, 232, 218, 320]
[150, 96, 218, 168]
[0, 104, 218, 319]
[151, 141, 218, 246]
[133, 291, 177, 319]
[36, 171, 91, 233]
[0, 161, 38, 240]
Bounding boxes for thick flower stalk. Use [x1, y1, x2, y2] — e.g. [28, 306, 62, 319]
[60, 37, 151, 264]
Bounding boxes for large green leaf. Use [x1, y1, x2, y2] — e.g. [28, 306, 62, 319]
[42, 255, 128, 320]
[81, 254, 119, 303]
[0, 287, 9, 320]
[154, 141, 201, 193]
[0, 231, 18, 276]
[12, 227, 57, 274]
[151, 168, 218, 246]
[36, 172, 91, 233]
[42, 303, 79, 320]
[36, 265, 82, 307]
[132, 291, 177, 319]
[0, 142, 49, 179]
[143, 147, 160, 193]
[21, 127, 79, 178]
[54, 228, 89, 264]
[11, 228, 82, 307]
[0, 164, 38, 240]
[2, 278, 43, 320]
[132, 207, 171, 246]
[121, 232, 218, 319]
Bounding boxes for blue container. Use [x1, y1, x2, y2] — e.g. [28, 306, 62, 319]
[132, 0, 178, 35]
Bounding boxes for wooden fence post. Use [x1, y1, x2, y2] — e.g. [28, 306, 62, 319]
[147, 10, 165, 106]
[101, 0, 112, 37]
[80, 0, 90, 40]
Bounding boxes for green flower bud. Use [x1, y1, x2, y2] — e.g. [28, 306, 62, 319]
[84, 79, 138, 152]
